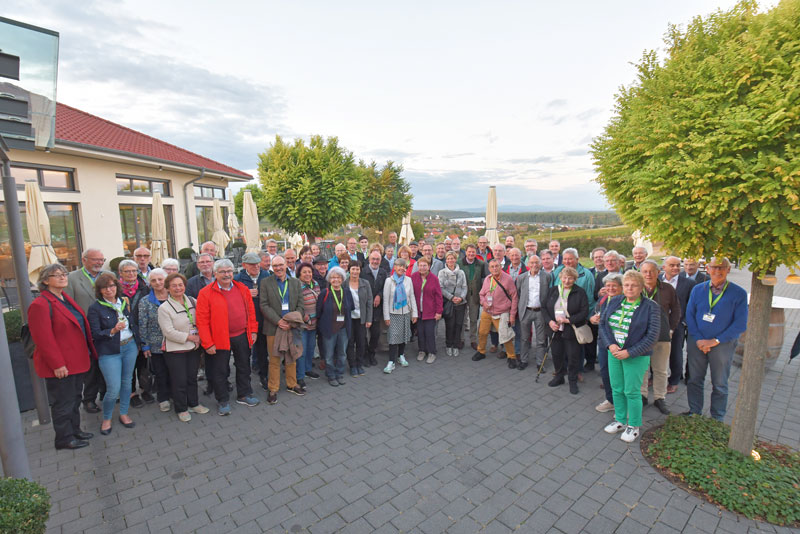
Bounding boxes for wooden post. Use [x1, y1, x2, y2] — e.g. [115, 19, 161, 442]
[728, 272, 773, 455]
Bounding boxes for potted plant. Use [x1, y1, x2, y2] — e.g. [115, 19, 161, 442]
[0, 478, 51, 534]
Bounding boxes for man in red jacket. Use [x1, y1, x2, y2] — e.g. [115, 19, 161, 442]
[196, 259, 259, 415]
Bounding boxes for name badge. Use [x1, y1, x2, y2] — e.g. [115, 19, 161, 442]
[487, 295, 493, 305]
[703, 313, 715, 323]
[336, 315, 345, 322]
[190, 327, 198, 336]
[281, 302, 289, 311]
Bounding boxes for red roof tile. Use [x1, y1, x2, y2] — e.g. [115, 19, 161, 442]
[54, 103, 252, 179]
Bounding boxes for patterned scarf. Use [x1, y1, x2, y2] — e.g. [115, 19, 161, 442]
[121, 278, 139, 299]
[392, 273, 408, 310]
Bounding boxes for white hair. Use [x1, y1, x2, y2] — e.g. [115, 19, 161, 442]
[213, 258, 234, 272]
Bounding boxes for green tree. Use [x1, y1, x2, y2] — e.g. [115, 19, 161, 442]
[591, 0, 800, 455]
[258, 135, 361, 237]
[356, 160, 413, 235]
[233, 183, 267, 220]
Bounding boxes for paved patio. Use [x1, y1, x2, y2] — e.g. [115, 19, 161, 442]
[12, 267, 800, 533]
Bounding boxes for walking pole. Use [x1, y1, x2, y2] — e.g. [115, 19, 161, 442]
[534, 335, 552, 383]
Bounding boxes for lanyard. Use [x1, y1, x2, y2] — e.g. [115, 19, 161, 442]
[643, 284, 658, 300]
[98, 298, 126, 319]
[421, 275, 428, 293]
[708, 281, 728, 311]
[182, 297, 194, 323]
[82, 267, 97, 286]
[612, 298, 640, 330]
[490, 277, 498, 292]
[278, 280, 288, 301]
[558, 283, 571, 301]
[331, 289, 343, 314]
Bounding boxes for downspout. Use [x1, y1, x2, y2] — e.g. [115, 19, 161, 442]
[183, 167, 205, 248]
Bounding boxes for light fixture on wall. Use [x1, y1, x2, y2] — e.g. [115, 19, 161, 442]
[157, 165, 163, 171]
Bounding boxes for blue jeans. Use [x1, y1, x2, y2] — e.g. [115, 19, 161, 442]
[687, 337, 736, 421]
[513, 322, 521, 356]
[297, 329, 316, 380]
[98, 341, 139, 420]
[322, 329, 348, 379]
[597, 343, 613, 404]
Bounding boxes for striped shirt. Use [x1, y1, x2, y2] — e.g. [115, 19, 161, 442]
[609, 299, 640, 346]
[301, 283, 320, 330]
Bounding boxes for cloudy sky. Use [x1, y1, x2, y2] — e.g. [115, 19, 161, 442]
[5, 0, 743, 210]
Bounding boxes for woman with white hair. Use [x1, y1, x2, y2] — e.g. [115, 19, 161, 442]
[316, 266, 355, 386]
[135, 268, 172, 412]
[161, 258, 180, 276]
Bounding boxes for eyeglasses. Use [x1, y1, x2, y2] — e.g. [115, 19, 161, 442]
[88, 257, 106, 262]
[48, 273, 68, 279]
[134, 254, 151, 258]
[217, 269, 234, 274]
[121, 269, 138, 274]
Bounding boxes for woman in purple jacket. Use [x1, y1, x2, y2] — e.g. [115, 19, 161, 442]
[411, 257, 443, 363]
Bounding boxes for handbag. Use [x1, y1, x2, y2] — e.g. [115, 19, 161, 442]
[442, 299, 454, 319]
[572, 324, 594, 345]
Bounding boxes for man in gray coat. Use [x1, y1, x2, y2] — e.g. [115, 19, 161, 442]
[515, 254, 551, 370]
[63, 248, 107, 413]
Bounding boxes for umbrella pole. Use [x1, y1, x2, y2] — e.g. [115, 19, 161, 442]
[1, 158, 51, 425]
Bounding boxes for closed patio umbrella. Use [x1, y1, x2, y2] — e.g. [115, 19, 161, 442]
[484, 186, 499, 246]
[399, 212, 414, 245]
[150, 192, 169, 267]
[211, 198, 231, 254]
[227, 196, 240, 242]
[24, 181, 60, 284]
[242, 190, 261, 253]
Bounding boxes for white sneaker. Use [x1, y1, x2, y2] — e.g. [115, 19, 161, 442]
[426, 354, 436, 364]
[621, 426, 640, 443]
[383, 361, 395, 374]
[604, 421, 625, 434]
[595, 400, 614, 413]
[159, 401, 171, 412]
[453, 348, 459, 357]
[189, 404, 209, 414]
[446, 347, 453, 357]
[417, 351, 426, 361]
[399, 355, 409, 367]
[178, 412, 191, 422]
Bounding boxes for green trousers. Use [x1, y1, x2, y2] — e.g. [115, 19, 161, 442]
[607, 351, 650, 427]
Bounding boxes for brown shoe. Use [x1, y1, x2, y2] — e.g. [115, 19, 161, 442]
[489, 346, 498, 353]
[496, 352, 506, 359]
[471, 342, 478, 350]
[666, 384, 678, 394]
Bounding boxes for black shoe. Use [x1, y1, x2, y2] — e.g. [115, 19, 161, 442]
[472, 352, 486, 361]
[328, 379, 339, 387]
[517, 361, 528, 371]
[118, 417, 135, 429]
[141, 392, 155, 404]
[287, 385, 306, 396]
[680, 410, 693, 416]
[507, 358, 518, 369]
[100, 426, 112, 436]
[548, 376, 565, 387]
[584, 362, 595, 372]
[267, 392, 278, 404]
[56, 439, 89, 450]
[653, 399, 670, 415]
[305, 371, 320, 380]
[297, 379, 307, 390]
[337, 377, 346, 386]
[260, 380, 269, 391]
[569, 382, 579, 394]
[74, 431, 94, 440]
[129, 395, 143, 408]
[369, 355, 378, 366]
[642, 395, 649, 406]
[83, 401, 101, 414]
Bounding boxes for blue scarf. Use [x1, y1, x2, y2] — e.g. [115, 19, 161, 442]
[392, 273, 408, 310]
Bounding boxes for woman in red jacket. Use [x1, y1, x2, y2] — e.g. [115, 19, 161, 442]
[29, 263, 98, 450]
[411, 257, 443, 364]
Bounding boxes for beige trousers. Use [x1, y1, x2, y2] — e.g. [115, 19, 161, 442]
[642, 341, 671, 400]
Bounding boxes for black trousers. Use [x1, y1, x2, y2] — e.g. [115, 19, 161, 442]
[417, 319, 437, 355]
[367, 308, 382, 357]
[46, 373, 85, 447]
[669, 323, 687, 386]
[131, 350, 153, 395]
[164, 350, 201, 413]
[150, 352, 171, 403]
[388, 343, 406, 363]
[253, 331, 268, 384]
[347, 321, 367, 369]
[82, 358, 105, 403]
[551, 332, 582, 384]
[583, 324, 599, 365]
[210, 333, 252, 402]
[444, 305, 466, 348]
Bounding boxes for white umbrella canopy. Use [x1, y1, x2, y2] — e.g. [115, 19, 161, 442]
[150, 192, 169, 267]
[242, 190, 261, 253]
[24, 181, 60, 284]
[211, 198, 231, 254]
[227, 205, 240, 243]
[484, 186, 500, 247]
[399, 212, 414, 245]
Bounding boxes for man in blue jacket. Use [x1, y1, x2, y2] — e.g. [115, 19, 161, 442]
[234, 252, 272, 390]
[684, 257, 748, 421]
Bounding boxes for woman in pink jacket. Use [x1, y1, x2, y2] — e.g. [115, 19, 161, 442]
[411, 257, 443, 363]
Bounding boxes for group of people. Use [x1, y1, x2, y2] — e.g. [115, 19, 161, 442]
[28, 235, 747, 450]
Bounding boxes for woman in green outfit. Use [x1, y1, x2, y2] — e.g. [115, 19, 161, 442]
[598, 270, 661, 443]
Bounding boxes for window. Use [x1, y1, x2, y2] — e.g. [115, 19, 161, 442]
[10, 164, 76, 191]
[116, 174, 171, 196]
[119, 204, 176, 257]
[194, 185, 226, 200]
[195, 205, 228, 245]
[0, 202, 82, 272]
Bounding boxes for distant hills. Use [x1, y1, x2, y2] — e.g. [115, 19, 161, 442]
[412, 210, 621, 226]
